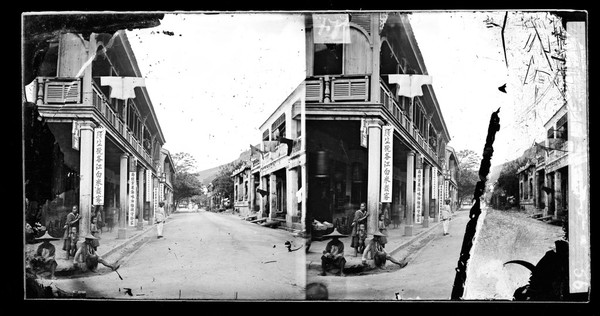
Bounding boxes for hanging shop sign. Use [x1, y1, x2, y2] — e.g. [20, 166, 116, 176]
[415, 168, 423, 224]
[92, 127, 105, 205]
[360, 119, 368, 148]
[438, 184, 444, 219]
[72, 121, 81, 151]
[380, 125, 394, 202]
[431, 167, 438, 199]
[146, 170, 152, 202]
[159, 183, 165, 201]
[153, 186, 159, 218]
[128, 171, 137, 226]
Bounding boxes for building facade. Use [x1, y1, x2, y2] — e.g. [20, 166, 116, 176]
[304, 13, 455, 236]
[24, 30, 172, 240]
[255, 84, 306, 231]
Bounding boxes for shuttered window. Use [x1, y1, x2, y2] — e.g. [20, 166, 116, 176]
[44, 80, 81, 104]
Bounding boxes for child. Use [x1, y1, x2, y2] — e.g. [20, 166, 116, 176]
[65, 227, 78, 259]
[378, 213, 388, 247]
[357, 223, 367, 254]
[90, 216, 101, 249]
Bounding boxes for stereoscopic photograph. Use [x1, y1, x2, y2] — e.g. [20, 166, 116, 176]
[22, 10, 589, 302]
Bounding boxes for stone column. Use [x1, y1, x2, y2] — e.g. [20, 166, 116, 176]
[423, 163, 431, 228]
[288, 167, 299, 224]
[269, 173, 277, 220]
[118, 153, 129, 239]
[405, 151, 415, 236]
[301, 163, 307, 228]
[249, 173, 256, 214]
[148, 173, 154, 225]
[367, 120, 382, 235]
[546, 173, 553, 216]
[554, 171, 562, 220]
[78, 123, 94, 237]
[137, 166, 145, 230]
[261, 176, 268, 218]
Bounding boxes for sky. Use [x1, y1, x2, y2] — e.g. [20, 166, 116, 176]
[126, 11, 565, 171]
[127, 13, 306, 172]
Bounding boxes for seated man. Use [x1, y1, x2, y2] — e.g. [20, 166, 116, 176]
[30, 232, 59, 279]
[320, 229, 347, 277]
[73, 233, 120, 272]
[362, 231, 407, 269]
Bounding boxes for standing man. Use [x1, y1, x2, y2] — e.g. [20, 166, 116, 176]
[155, 201, 166, 239]
[350, 202, 369, 257]
[441, 199, 452, 236]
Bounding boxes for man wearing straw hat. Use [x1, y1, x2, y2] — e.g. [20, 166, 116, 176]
[362, 231, 407, 269]
[320, 228, 347, 277]
[30, 232, 59, 279]
[73, 233, 120, 272]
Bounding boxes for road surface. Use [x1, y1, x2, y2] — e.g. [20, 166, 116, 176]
[306, 209, 470, 300]
[48, 210, 307, 300]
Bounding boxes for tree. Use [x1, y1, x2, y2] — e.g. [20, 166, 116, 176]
[210, 161, 244, 208]
[493, 159, 523, 209]
[173, 152, 198, 174]
[172, 152, 203, 209]
[456, 149, 481, 206]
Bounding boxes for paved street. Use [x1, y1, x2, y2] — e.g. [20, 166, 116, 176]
[307, 209, 470, 300]
[47, 210, 306, 300]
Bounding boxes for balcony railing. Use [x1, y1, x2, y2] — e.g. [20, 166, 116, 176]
[304, 75, 439, 165]
[379, 78, 439, 164]
[91, 81, 152, 165]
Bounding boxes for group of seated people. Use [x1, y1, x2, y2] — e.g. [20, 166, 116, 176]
[319, 228, 407, 277]
[29, 230, 120, 280]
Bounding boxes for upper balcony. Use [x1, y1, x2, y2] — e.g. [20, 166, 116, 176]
[305, 74, 439, 165]
[33, 76, 153, 166]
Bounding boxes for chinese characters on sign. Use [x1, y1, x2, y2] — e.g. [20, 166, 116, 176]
[92, 127, 105, 205]
[360, 119, 368, 148]
[438, 185, 444, 219]
[146, 170, 152, 202]
[153, 187, 158, 218]
[380, 125, 393, 202]
[415, 168, 423, 224]
[128, 171, 136, 226]
[159, 183, 164, 202]
[432, 167, 438, 199]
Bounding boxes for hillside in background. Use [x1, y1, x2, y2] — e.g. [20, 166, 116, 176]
[196, 148, 252, 185]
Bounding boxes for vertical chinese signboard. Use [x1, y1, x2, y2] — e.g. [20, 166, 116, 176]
[159, 183, 165, 202]
[438, 184, 444, 219]
[415, 168, 423, 224]
[380, 125, 393, 202]
[431, 167, 438, 199]
[92, 127, 105, 206]
[128, 159, 137, 226]
[145, 170, 152, 202]
[360, 119, 368, 148]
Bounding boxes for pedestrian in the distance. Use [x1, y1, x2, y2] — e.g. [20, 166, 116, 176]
[155, 201, 166, 239]
[441, 199, 452, 236]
